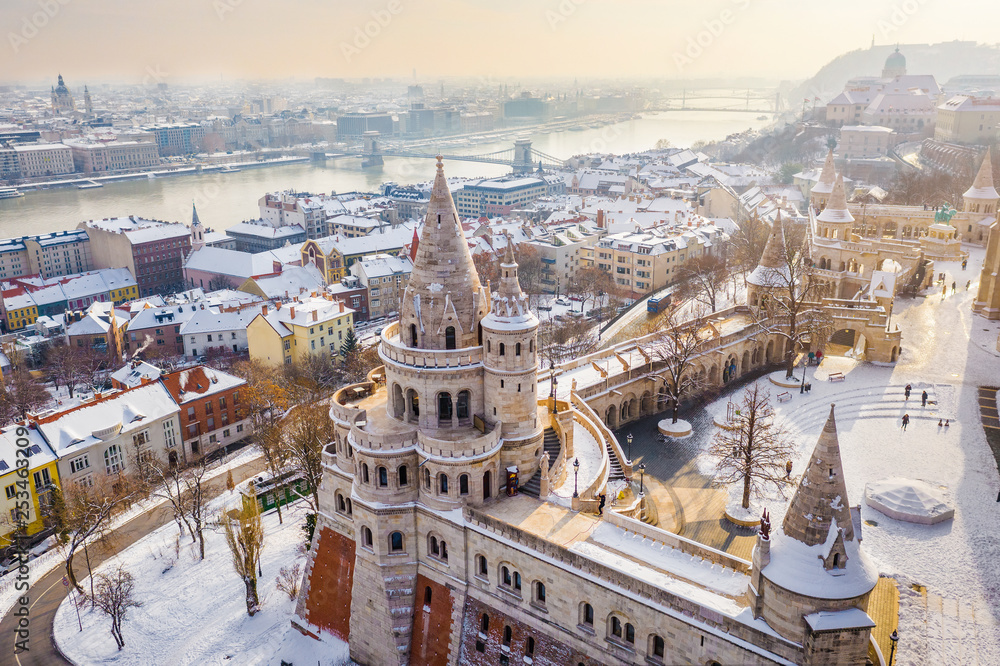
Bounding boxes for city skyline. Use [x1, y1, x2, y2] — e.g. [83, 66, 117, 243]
[1, 0, 997, 83]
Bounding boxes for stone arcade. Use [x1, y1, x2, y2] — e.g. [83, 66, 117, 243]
[293, 159, 883, 665]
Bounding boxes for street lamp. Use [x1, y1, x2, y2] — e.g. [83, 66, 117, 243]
[572, 458, 580, 498]
[638, 462, 646, 495]
[550, 360, 558, 414]
[888, 630, 898, 666]
[626, 433, 633, 463]
[800, 355, 808, 394]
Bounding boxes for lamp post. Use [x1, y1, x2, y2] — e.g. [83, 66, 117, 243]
[638, 462, 646, 495]
[888, 630, 898, 666]
[626, 433, 633, 464]
[550, 360, 558, 414]
[572, 458, 580, 498]
[800, 355, 808, 394]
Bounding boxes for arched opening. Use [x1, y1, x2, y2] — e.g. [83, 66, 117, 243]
[610, 616, 623, 639]
[827, 328, 867, 360]
[477, 554, 488, 576]
[407, 389, 420, 420]
[361, 463, 370, 484]
[389, 531, 404, 552]
[398, 465, 408, 486]
[740, 350, 750, 376]
[423, 467, 431, 489]
[499, 342, 505, 356]
[481, 613, 489, 633]
[890, 346, 898, 362]
[765, 340, 774, 364]
[423, 586, 432, 606]
[515, 342, 521, 356]
[605, 405, 618, 429]
[392, 383, 404, 419]
[640, 392, 652, 415]
[438, 392, 453, 425]
[581, 602, 594, 627]
[882, 221, 898, 239]
[361, 526, 373, 548]
[459, 473, 469, 495]
[527, 636, 535, 656]
[410, 323, 418, 347]
[445, 326, 456, 350]
[483, 471, 492, 499]
[477, 322, 483, 346]
[377, 466, 388, 487]
[439, 474, 449, 495]
[503, 625, 512, 646]
[651, 634, 665, 659]
[457, 390, 470, 420]
[345, 498, 352, 515]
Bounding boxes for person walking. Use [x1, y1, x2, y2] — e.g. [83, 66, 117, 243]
[967, 280, 972, 290]
[952, 281, 957, 294]
[942, 284, 948, 297]
[598, 493, 606, 516]
[785, 460, 793, 479]
[922, 390, 928, 407]
[902, 413, 910, 430]
[904, 384, 912, 400]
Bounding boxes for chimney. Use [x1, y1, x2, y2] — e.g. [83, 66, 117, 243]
[596, 209, 605, 229]
[262, 304, 268, 316]
[339, 301, 344, 313]
[284, 290, 289, 300]
[312, 310, 318, 322]
[289, 307, 296, 319]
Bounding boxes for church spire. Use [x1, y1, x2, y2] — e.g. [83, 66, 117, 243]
[816, 174, 855, 224]
[813, 148, 836, 195]
[782, 404, 855, 546]
[964, 147, 999, 202]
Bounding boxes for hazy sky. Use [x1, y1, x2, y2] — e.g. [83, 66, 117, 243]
[2, 0, 997, 84]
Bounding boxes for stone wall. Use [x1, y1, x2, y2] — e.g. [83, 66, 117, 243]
[296, 522, 355, 641]
[408, 574, 455, 666]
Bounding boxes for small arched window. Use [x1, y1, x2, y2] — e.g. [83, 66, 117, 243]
[423, 467, 431, 489]
[345, 498, 352, 515]
[398, 465, 408, 486]
[429, 536, 439, 556]
[529, 339, 534, 353]
[440, 540, 448, 561]
[445, 326, 456, 350]
[337, 493, 346, 512]
[423, 586, 432, 606]
[527, 637, 535, 655]
[652, 634, 665, 658]
[389, 531, 404, 552]
[377, 466, 388, 487]
[625, 622, 635, 644]
[361, 526, 373, 548]
[515, 342, 521, 356]
[477, 555, 488, 577]
[487, 340, 491, 353]
[503, 625, 512, 646]
[534, 581, 546, 604]
[833, 553, 840, 568]
[361, 463, 369, 484]
[410, 323, 418, 347]
[481, 613, 489, 633]
[502, 566, 512, 587]
[513, 571, 521, 591]
[439, 474, 449, 495]
[499, 342, 505, 356]
[610, 616, 623, 639]
[582, 602, 594, 626]
[459, 474, 469, 495]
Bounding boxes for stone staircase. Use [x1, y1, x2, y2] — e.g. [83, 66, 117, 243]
[520, 428, 560, 497]
[606, 440, 626, 481]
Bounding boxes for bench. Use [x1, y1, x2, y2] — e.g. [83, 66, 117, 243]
[829, 372, 845, 382]
[777, 392, 792, 403]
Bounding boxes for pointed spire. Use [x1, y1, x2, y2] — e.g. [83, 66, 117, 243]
[747, 213, 791, 288]
[964, 147, 999, 201]
[191, 202, 202, 227]
[812, 149, 837, 195]
[502, 233, 516, 265]
[782, 404, 856, 546]
[817, 174, 855, 224]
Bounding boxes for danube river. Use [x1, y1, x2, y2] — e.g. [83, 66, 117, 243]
[0, 110, 769, 237]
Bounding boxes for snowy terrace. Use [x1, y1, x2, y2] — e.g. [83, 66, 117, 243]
[537, 306, 760, 402]
[468, 500, 800, 663]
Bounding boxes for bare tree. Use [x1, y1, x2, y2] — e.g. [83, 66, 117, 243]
[3, 362, 51, 421]
[92, 564, 143, 650]
[222, 486, 265, 616]
[148, 458, 194, 541]
[708, 383, 794, 509]
[675, 253, 729, 313]
[729, 214, 770, 281]
[537, 318, 599, 366]
[570, 266, 618, 314]
[181, 457, 209, 560]
[61, 475, 142, 594]
[282, 402, 333, 513]
[649, 308, 712, 425]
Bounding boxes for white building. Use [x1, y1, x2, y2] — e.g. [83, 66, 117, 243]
[13, 144, 75, 178]
[180, 307, 260, 358]
[839, 125, 895, 160]
[65, 139, 160, 174]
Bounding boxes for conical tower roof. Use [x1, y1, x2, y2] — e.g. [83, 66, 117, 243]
[964, 148, 999, 201]
[483, 234, 536, 327]
[747, 213, 791, 287]
[811, 149, 837, 196]
[191, 202, 202, 227]
[816, 174, 855, 224]
[782, 405, 855, 546]
[400, 157, 486, 349]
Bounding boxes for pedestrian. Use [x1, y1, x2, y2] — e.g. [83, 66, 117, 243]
[942, 284, 947, 297]
[967, 280, 972, 290]
[785, 460, 793, 479]
[598, 493, 606, 516]
[963, 258, 968, 270]
[945, 419, 950, 427]
[904, 384, 911, 400]
[902, 413, 910, 430]
[952, 281, 956, 294]
[938, 419, 943, 427]
[922, 390, 928, 407]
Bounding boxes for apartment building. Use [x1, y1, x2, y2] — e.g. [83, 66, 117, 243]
[160, 366, 248, 460]
[454, 177, 547, 218]
[351, 254, 412, 319]
[0, 425, 60, 548]
[65, 138, 160, 173]
[247, 295, 355, 366]
[80, 216, 192, 297]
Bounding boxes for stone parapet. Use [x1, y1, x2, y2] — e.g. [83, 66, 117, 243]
[381, 321, 483, 370]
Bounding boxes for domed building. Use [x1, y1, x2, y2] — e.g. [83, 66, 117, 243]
[882, 47, 906, 79]
[50, 74, 75, 115]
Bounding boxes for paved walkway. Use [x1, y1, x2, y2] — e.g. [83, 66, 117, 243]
[0, 456, 265, 666]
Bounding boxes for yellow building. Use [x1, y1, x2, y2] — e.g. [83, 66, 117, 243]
[5, 296, 38, 332]
[0, 425, 60, 548]
[247, 294, 355, 366]
[300, 223, 418, 284]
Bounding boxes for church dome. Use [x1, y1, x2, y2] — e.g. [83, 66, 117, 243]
[884, 48, 906, 70]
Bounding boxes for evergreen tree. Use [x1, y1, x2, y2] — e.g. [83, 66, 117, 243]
[339, 328, 358, 358]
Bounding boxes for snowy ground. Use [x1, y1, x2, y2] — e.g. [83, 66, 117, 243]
[53, 480, 349, 666]
[550, 421, 605, 506]
[694, 247, 1000, 665]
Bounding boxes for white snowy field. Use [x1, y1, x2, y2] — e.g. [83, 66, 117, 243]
[53, 487, 349, 665]
[698, 248, 1000, 665]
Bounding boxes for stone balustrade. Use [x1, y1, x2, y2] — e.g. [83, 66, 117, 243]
[330, 382, 371, 426]
[380, 321, 483, 370]
[417, 421, 501, 460]
[571, 391, 631, 479]
[350, 424, 419, 454]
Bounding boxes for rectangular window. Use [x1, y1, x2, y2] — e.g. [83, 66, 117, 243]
[163, 421, 177, 449]
[4, 485, 14, 500]
[70, 455, 90, 473]
[204, 401, 213, 414]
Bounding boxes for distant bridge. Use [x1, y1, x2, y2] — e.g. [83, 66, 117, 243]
[358, 134, 566, 173]
[660, 89, 785, 116]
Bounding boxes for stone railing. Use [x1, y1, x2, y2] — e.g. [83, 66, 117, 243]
[571, 391, 631, 479]
[417, 421, 501, 460]
[571, 405, 610, 510]
[540, 398, 571, 489]
[350, 424, 419, 454]
[330, 382, 372, 426]
[463, 508, 799, 661]
[602, 511, 752, 575]
[380, 325, 484, 370]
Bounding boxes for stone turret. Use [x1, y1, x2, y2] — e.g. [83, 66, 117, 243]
[815, 174, 855, 241]
[973, 216, 1000, 319]
[746, 212, 790, 310]
[400, 156, 488, 351]
[963, 148, 999, 216]
[748, 405, 878, 664]
[810, 149, 837, 211]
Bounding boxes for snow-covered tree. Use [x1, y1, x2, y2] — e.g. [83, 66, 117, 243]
[93, 564, 142, 650]
[650, 308, 712, 425]
[708, 383, 794, 509]
[222, 485, 265, 616]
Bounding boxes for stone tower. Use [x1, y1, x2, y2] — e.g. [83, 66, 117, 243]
[815, 174, 855, 242]
[190, 203, 205, 251]
[962, 148, 999, 217]
[748, 405, 879, 664]
[746, 212, 791, 311]
[481, 236, 543, 455]
[810, 149, 837, 211]
[973, 217, 1000, 319]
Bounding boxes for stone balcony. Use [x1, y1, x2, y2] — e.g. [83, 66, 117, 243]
[379, 321, 483, 370]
